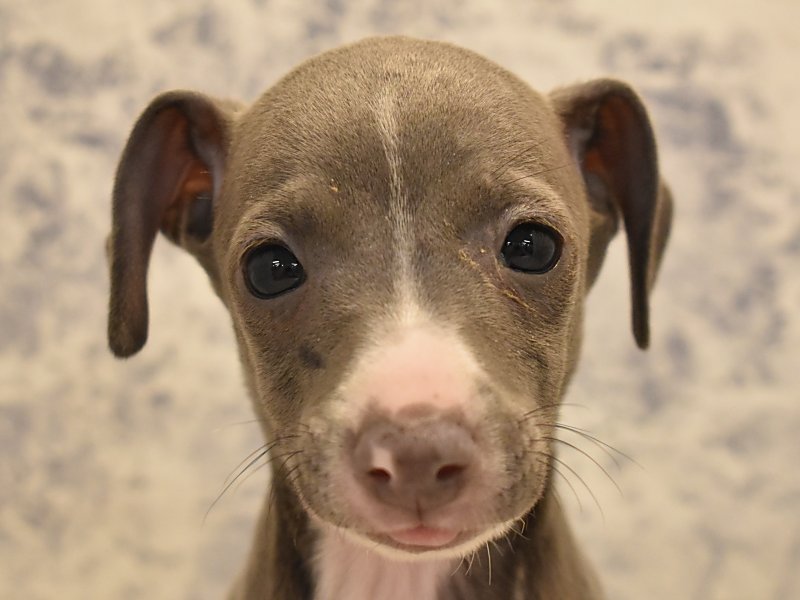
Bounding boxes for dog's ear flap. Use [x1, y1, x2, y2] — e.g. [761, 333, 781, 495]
[550, 79, 673, 349]
[108, 91, 238, 358]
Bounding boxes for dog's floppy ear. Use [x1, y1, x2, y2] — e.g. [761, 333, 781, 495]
[550, 79, 672, 349]
[108, 91, 239, 358]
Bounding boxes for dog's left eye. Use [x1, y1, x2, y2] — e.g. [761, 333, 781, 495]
[243, 244, 305, 298]
[501, 222, 562, 273]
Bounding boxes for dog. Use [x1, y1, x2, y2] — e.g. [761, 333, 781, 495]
[107, 36, 672, 600]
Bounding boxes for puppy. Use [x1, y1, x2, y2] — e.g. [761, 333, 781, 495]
[107, 36, 671, 600]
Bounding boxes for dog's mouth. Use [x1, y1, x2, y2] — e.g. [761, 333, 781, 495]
[362, 524, 503, 556]
[386, 525, 460, 548]
[367, 529, 472, 555]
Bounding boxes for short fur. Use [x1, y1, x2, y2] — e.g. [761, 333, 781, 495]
[107, 36, 672, 599]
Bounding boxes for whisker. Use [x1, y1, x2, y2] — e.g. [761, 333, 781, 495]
[543, 436, 623, 497]
[222, 434, 299, 486]
[232, 458, 271, 493]
[552, 423, 641, 468]
[205, 447, 272, 523]
[534, 454, 583, 513]
[520, 402, 588, 422]
[222, 443, 269, 485]
[451, 556, 466, 577]
[210, 417, 263, 433]
[547, 453, 604, 520]
[519, 401, 563, 419]
[510, 516, 529, 540]
[281, 456, 306, 486]
[264, 475, 278, 524]
[519, 516, 527, 534]
[486, 542, 492, 586]
[234, 448, 304, 494]
[205, 431, 307, 522]
[465, 550, 476, 576]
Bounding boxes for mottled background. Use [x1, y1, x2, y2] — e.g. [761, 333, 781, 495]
[1, 0, 798, 598]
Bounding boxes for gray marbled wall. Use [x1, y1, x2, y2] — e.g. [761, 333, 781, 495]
[1, 1, 798, 598]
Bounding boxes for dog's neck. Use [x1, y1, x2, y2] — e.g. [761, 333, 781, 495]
[228, 472, 604, 600]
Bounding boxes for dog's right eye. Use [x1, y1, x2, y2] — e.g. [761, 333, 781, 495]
[501, 222, 562, 274]
[243, 244, 305, 299]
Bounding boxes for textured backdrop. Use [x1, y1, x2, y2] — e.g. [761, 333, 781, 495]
[1, 1, 798, 599]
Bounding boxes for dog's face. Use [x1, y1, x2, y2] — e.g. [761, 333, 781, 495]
[108, 38, 671, 559]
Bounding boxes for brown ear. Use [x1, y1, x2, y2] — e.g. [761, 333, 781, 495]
[108, 91, 238, 358]
[550, 79, 673, 349]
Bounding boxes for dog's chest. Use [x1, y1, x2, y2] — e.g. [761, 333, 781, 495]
[313, 530, 455, 600]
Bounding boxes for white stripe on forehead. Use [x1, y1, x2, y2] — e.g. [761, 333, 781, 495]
[373, 85, 419, 319]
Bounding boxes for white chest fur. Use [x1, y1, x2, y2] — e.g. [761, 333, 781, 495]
[313, 529, 456, 600]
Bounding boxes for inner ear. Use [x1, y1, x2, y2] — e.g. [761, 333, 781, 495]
[156, 109, 214, 247]
[163, 156, 214, 244]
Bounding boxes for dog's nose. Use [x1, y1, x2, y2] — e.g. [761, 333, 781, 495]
[351, 416, 477, 513]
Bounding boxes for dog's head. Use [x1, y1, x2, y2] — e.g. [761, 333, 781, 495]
[107, 37, 671, 559]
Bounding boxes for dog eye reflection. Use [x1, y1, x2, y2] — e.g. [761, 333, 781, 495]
[501, 222, 562, 273]
[244, 244, 305, 298]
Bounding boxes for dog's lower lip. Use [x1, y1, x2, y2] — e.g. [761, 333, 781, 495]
[387, 526, 459, 547]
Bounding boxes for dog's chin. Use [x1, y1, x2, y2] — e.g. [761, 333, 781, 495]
[294, 480, 539, 561]
[320, 519, 519, 562]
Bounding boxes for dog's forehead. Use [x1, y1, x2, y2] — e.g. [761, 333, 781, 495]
[226, 38, 572, 221]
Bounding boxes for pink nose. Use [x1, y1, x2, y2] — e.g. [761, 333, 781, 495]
[350, 415, 478, 513]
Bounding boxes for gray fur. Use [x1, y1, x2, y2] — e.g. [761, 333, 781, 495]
[107, 36, 672, 599]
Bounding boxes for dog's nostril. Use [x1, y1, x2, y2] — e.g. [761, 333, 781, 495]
[435, 464, 466, 482]
[367, 467, 392, 484]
